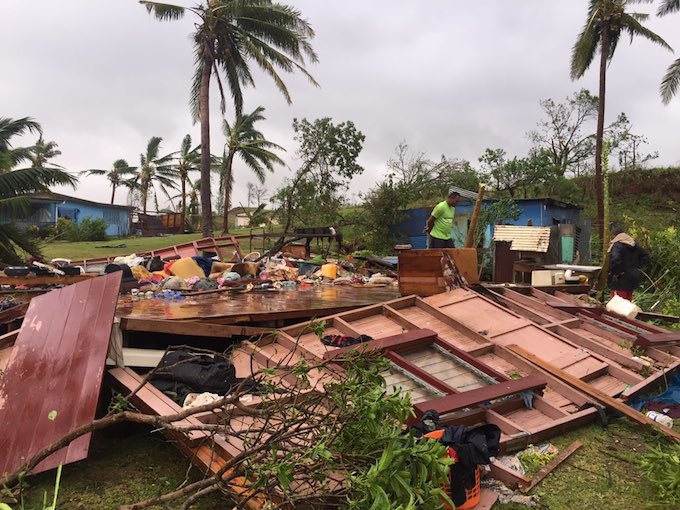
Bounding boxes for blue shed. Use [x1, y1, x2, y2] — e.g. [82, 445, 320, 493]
[394, 196, 582, 249]
[1, 192, 133, 237]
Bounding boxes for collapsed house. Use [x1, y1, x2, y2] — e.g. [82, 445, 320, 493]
[1, 236, 679, 508]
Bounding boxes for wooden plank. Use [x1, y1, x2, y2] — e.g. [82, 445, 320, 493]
[506, 344, 680, 443]
[120, 318, 272, 338]
[0, 330, 19, 349]
[489, 460, 531, 488]
[0, 272, 122, 476]
[636, 332, 680, 348]
[412, 375, 547, 418]
[521, 440, 583, 493]
[0, 274, 97, 286]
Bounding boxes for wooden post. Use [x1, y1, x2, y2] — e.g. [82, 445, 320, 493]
[507, 344, 680, 443]
[465, 184, 486, 249]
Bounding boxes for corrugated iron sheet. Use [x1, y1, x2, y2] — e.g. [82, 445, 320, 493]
[494, 225, 551, 253]
[0, 272, 121, 476]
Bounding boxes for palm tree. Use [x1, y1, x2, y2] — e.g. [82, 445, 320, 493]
[141, 0, 318, 237]
[571, 0, 672, 255]
[0, 117, 42, 172]
[0, 117, 77, 262]
[173, 134, 200, 228]
[134, 136, 177, 214]
[659, 0, 680, 103]
[28, 136, 63, 169]
[220, 106, 284, 234]
[81, 159, 138, 204]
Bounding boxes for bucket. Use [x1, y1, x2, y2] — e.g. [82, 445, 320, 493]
[606, 294, 641, 319]
[321, 263, 337, 279]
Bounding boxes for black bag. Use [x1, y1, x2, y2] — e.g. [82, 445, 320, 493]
[149, 349, 239, 405]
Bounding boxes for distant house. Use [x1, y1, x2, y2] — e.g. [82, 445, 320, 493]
[0, 192, 133, 237]
[228, 206, 277, 229]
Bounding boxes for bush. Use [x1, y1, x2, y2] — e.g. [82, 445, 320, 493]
[63, 217, 109, 242]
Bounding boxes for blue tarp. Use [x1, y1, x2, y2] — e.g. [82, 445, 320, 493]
[629, 372, 680, 412]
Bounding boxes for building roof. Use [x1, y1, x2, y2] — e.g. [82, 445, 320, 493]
[28, 192, 134, 211]
[494, 225, 551, 252]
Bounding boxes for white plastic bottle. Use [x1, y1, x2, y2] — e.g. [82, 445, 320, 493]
[646, 411, 674, 428]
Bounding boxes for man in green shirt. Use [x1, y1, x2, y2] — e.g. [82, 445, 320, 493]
[425, 190, 461, 248]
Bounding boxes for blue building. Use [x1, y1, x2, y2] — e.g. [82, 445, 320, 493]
[395, 196, 583, 250]
[1, 192, 133, 237]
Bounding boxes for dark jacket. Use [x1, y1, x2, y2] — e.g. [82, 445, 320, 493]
[608, 240, 650, 291]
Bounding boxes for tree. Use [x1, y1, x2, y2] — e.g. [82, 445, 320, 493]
[247, 181, 267, 207]
[133, 136, 176, 214]
[271, 118, 364, 253]
[220, 106, 284, 234]
[81, 159, 137, 204]
[28, 136, 63, 169]
[528, 89, 598, 177]
[659, 0, 680, 103]
[173, 134, 200, 228]
[141, 0, 318, 238]
[570, 0, 671, 251]
[479, 148, 561, 198]
[0, 117, 77, 262]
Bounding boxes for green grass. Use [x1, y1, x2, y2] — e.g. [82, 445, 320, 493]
[15, 424, 228, 510]
[40, 228, 274, 260]
[496, 419, 671, 510]
[13, 419, 672, 510]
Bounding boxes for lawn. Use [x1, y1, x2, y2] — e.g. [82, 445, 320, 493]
[15, 419, 673, 510]
[41, 228, 273, 261]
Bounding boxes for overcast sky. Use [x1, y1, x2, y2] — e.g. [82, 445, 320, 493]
[2, 1, 679, 209]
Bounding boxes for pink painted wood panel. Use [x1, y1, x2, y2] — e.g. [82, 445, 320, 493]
[0, 272, 121, 476]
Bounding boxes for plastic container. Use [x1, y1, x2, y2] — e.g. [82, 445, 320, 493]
[321, 263, 337, 279]
[646, 411, 674, 428]
[606, 294, 641, 319]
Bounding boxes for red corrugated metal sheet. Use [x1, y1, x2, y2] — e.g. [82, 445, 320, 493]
[0, 272, 121, 476]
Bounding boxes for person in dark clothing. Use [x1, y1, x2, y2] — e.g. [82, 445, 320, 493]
[608, 228, 650, 301]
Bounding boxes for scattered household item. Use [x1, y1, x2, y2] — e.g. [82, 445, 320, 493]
[3, 267, 30, 277]
[645, 411, 674, 428]
[320, 263, 338, 279]
[606, 294, 641, 319]
[169, 257, 206, 279]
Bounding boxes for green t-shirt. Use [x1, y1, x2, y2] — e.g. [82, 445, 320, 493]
[430, 201, 455, 240]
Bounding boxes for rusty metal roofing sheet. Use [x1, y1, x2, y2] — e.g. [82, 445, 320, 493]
[494, 225, 551, 252]
[0, 272, 121, 476]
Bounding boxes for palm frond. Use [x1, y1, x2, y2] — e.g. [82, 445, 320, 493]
[0, 196, 31, 216]
[80, 168, 107, 176]
[139, 1, 185, 21]
[0, 167, 77, 197]
[0, 117, 42, 151]
[570, 13, 600, 79]
[621, 13, 673, 50]
[0, 223, 42, 264]
[661, 56, 680, 104]
[658, 0, 680, 16]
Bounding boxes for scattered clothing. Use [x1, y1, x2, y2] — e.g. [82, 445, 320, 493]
[321, 334, 373, 347]
[149, 348, 240, 405]
[193, 278, 218, 291]
[169, 257, 206, 279]
[192, 256, 214, 277]
[183, 392, 222, 409]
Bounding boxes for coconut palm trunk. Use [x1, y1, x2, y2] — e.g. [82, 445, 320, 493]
[199, 56, 213, 237]
[111, 185, 116, 205]
[181, 177, 187, 230]
[222, 151, 235, 234]
[594, 29, 609, 250]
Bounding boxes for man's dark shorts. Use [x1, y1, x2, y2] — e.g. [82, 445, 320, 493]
[429, 236, 455, 249]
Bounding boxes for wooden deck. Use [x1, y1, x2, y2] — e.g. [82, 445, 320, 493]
[116, 285, 401, 325]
